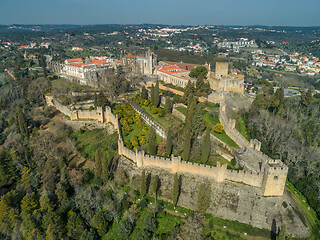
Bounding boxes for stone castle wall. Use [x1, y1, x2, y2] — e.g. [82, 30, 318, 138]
[117, 138, 277, 192]
[46, 95, 287, 197]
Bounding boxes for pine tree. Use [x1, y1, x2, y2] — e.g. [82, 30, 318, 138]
[15, 108, 28, 138]
[197, 183, 211, 213]
[148, 128, 157, 155]
[164, 96, 172, 113]
[141, 86, 148, 100]
[154, 81, 160, 107]
[94, 150, 102, 178]
[150, 85, 155, 106]
[276, 225, 286, 240]
[201, 128, 211, 164]
[150, 175, 160, 201]
[172, 173, 180, 206]
[306, 88, 313, 106]
[300, 90, 308, 107]
[166, 128, 173, 156]
[140, 170, 147, 197]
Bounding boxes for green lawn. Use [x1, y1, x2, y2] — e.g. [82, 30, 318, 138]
[236, 115, 251, 141]
[175, 106, 187, 116]
[140, 105, 170, 129]
[155, 211, 184, 236]
[204, 214, 270, 239]
[286, 181, 320, 231]
[212, 130, 239, 149]
[71, 129, 118, 161]
[203, 111, 239, 149]
[203, 111, 219, 126]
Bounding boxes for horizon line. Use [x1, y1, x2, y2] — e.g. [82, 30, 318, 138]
[1, 23, 320, 28]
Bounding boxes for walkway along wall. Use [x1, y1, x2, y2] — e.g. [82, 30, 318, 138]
[46, 95, 287, 197]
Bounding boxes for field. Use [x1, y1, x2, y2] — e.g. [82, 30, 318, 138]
[236, 115, 251, 141]
[71, 128, 118, 161]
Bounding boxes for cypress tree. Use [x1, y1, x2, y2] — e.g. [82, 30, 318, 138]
[40, 53, 47, 77]
[154, 81, 160, 107]
[201, 128, 211, 164]
[164, 96, 172, 113]
[197, 183, 211, 213]
[140, 170, 147, 197]
[276, 225, 286, 240]
[94, 150, 102, 178]
[182, 80, 195, 104]
[172, 173, 180, 206]
[94, 92, 97, 107]
[102, 154, 110, 181]
[150, 85, 155, 106]
[183, 131, 191, 161]
[300, 90, 308, 107]
[183, 95, 196, 161]
[166, 128, 173, 156]
[141, 86, 148, 100]
[150, 175, 160, 201]
[148, 128, 157, 155]
[191, 103, 205, 136]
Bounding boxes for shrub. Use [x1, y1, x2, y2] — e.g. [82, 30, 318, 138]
[158, 108, 166, 117]
[213, 123, 224, 133]
[151, 106, 158, 114]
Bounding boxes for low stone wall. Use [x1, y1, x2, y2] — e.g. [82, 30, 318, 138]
[172, 108, 186, 121]
[127, 99, 167, 138]
[145, 82, 207, 102]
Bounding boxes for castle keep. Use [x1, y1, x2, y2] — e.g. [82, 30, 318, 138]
[209, 62, 244, 94]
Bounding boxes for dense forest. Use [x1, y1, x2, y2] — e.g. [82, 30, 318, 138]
[246, 85, 320, 223]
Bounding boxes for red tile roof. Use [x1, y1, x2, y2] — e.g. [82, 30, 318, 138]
[158, 64, 189, 75]
[66, 58, 83, 63]
[164, 61, 210, 71]
[124, 55, 137, 58]
[90, 59, 107, 65]
[69, 63, 95, 68]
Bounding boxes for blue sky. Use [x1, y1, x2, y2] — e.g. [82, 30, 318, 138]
[1, 0, 320, 26]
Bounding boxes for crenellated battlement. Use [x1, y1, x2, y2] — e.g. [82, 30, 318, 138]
[47, 94, 288, 197]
